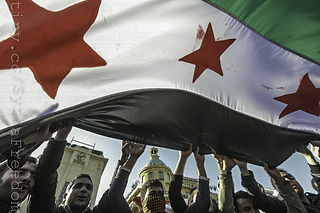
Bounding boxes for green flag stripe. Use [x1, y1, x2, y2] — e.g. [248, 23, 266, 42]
[205, 0, 320, 65]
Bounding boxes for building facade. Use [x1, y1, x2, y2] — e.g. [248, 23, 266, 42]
[18, 140, 108, 212]
[126, 147, 218, 213]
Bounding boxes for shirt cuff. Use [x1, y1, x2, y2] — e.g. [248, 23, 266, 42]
[199, 176, 210, 182]
[221, 170, 232, 176]
[120, 166, 131, 173]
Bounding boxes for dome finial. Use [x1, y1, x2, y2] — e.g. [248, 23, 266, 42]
[150, 147, 159, 159]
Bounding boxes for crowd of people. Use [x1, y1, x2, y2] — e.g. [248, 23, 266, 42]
[0, 120, 319, 213]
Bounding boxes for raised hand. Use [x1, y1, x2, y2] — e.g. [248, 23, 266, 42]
[233, 159, 250, 176]
[212, 148, 235, 172]
[130, 142, 146, 158]
[296, 144, 318, 166]
[23, 124, 52, 145]
[212, 148, 223, 172]
[194, 146, 205, 164]
[311, 144, 320, 160]
[174, 144, 193, 176]
[223, 156, 235, 172]
[194, 146, 207, 177]
[55, 119, 73, 141]
[180, 144, 193, 159]
[120, 140, 133, 162]
[263, 163, 283, 185]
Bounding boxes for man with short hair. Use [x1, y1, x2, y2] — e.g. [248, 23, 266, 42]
[235, 159, 308, 213]
[61, 174, 93, 213]
[0, 123, 55, 213]
[0, 156, 37, 212]
[28, 121, 120, 213]
[234, 159, 287, 213]
[233, 190, 259, 213]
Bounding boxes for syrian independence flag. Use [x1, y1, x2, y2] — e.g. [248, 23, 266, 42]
[0, 0, 319, 167]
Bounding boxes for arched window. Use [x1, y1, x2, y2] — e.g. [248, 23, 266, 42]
[148, 172, 154, 180]
[158, 171, 164, 180]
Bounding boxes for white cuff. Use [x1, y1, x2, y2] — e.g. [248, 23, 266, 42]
[199, 176, 210, 182]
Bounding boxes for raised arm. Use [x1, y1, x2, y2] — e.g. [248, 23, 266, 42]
[28, 120, 73, 213]
[234, 159, 287, 213]
[110, 140, 132, 185]
[187, 146, 211, 213]
[297, 145, 320, 179]
[212, 149, 235, 213]
[264, 164, 307, 213]
[108, 142, 145, 213]
[169, 144, 193, 213]
[1, 124, 53, 163]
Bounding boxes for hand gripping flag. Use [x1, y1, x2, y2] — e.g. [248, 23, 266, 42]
[0, 0, 319, 168]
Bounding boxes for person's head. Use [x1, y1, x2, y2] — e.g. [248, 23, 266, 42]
[234, 190, 259, 213]
[63, 174, 93, 212]
[0, 157, 37, 203]
[271, 169, 304, 198]
[140, 179, 165, 213]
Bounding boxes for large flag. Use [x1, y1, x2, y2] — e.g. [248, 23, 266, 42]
[0, 0, 319, 167]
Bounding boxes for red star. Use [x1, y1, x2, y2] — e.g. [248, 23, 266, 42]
[179, 23, 235, 82]
[274, 73, 320, 118]
[0, 0, 107, 99]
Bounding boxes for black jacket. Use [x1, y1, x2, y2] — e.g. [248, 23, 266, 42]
[27, 139, 112, 213]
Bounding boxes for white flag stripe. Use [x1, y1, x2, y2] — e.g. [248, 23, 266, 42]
[0, 0, 319, 134]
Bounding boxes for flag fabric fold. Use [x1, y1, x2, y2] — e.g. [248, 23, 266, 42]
[0, 0, 319, 167]
[1, 89, 319, 167]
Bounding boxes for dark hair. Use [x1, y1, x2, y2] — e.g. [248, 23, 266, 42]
[234, 190, 257, 213]
[188, 186, 198, 204]
[140, 179, 163, 200]
[0, 157, 37, 178]
[66, 174, 93, 192]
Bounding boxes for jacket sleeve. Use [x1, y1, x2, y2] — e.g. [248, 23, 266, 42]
[28, 139, 67, 213]
[218, 171, 234, 213]
[241, 170, 287, 213]
[169, 175, 188, 213]
[107, 168, 133, 213]
[276, 180, 307, 213]
[186, 177, 211, 213]
[91, 189, 113, 213]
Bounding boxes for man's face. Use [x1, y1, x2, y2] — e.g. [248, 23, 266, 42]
[65, 177, 93, 210]
[142, 186, 165, 213]
[236, 198, 259, 213]
[144, 186, 163, 198]
[0, 161, 36, 203]
[279, 172, 304, 197]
